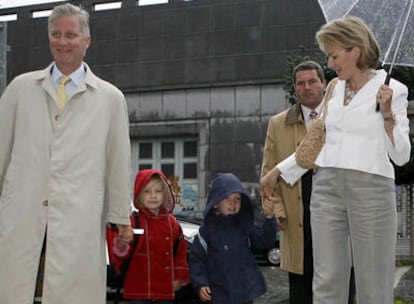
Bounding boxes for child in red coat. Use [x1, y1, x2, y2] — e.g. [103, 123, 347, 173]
[108, 169, 190, 303]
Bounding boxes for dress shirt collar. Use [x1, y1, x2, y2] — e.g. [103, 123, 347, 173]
[51, 63, 86, 89]
[301, 102, 323, 129]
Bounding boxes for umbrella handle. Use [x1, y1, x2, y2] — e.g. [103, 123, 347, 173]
[375, 72, 392, 112]
[384, 73, 391, 85]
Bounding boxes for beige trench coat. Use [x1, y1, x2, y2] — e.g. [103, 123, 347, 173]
[261, 103, 308, 274]
[0, 63, 131, 303]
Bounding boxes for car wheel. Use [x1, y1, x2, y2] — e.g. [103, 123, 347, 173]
[266, 247, 281, 265]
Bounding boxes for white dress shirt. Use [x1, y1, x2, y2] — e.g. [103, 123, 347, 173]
[301, 103, 323, 130]
[51, 63, 86, 100]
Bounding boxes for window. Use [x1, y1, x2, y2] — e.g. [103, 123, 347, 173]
[139, 143, 152, 159]
[32, 10, 52, 18]
[94, 2, 122, 11]
[0, 14, 17, 22]
[136, 138, 198, 180]
[138, 0, 168, 6]
[133, 138, 199, 207]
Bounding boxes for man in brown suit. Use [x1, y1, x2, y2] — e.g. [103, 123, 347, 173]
[261, 61, 325, 303]
[261, 61, 356, 303]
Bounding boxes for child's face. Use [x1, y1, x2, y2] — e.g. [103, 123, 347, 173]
[140, 178, 165, 215]
[215, 193, 242, 216]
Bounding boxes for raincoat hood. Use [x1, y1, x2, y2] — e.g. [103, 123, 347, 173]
[133, 169, 175, 212]
[204, 173, 253, 222]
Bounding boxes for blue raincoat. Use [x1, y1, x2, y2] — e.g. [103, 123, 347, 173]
[189, 173, 277, 304]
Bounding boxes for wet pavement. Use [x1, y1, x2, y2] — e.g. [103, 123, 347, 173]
[256, 264, 289, 304]
[108, 263, 414, 303]
[259, 264, 414, 304]
[394, 265, 414, 302]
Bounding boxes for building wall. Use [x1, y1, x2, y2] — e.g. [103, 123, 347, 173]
[4, 0, 325, 90]
[127, 83, 287, 209]
[2, 0, 326, 209]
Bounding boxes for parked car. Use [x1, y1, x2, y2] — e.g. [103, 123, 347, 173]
[175, 211, 203, 245]
[251, 231, 281, 266]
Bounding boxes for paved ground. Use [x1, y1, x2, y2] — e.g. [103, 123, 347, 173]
[394, 265, 414, 302]
[107, 264, 289, 304]
[108, 264, 414, 303]
[259, 264, 414, 304]
[256, 264, 289, 304]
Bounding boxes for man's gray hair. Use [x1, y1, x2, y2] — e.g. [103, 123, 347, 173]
[48, 3, 90, 38]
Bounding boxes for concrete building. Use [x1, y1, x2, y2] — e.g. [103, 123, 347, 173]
[0, 0, 331, 211]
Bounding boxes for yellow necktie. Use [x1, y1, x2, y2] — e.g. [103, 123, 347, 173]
[57, 75, 71, 112]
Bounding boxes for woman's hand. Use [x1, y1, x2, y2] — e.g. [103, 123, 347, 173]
[199, 286, 212, 302]
[260, 167, 281, 199]
[376, 84, 396, 141]
[376, 84, 393, 114]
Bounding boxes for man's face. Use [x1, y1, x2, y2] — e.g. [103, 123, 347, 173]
[49, 15, 90, 74]
[294, 69, 326, 109]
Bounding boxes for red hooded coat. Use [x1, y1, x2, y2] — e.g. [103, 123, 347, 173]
[107, 169, 190, 300]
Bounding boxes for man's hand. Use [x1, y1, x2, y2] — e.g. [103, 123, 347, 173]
[116, 224, 133, 247]
[260, 167, 281, 199]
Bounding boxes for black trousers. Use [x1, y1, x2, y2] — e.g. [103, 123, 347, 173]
[288, 171, 314, 304]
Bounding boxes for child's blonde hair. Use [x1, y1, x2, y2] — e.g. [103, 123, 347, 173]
[136, 175, 169, 209]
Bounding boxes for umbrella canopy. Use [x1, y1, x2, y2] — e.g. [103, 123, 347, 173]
[317, 0, 414, 69]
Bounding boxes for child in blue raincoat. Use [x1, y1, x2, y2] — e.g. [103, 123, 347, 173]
[189, 173, 277, 304]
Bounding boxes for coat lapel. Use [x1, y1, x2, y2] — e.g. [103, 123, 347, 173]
[285, 102, 304, 125]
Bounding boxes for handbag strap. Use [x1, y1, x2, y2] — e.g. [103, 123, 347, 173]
[318, 77, 338, 121]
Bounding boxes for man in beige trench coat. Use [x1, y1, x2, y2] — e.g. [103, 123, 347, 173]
[0, 4, 132, 304]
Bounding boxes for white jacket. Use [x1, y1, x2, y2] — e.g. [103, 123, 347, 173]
[278, 69, 411, 185]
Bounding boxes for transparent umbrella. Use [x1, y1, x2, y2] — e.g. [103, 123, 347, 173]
[318, 0, 414, 79]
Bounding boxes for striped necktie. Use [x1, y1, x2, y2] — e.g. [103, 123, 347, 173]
[309, 110, 318, 120]
[57, 75, 71, 112]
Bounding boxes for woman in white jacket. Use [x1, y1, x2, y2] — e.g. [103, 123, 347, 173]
[261, 17, 411, 304]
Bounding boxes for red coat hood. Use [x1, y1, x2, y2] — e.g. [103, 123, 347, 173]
[133, 169, 175, 212]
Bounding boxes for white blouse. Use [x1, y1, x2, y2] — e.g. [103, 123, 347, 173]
[277, 69, 411, 185]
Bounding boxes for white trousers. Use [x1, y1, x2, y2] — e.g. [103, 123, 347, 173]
[311, 168, 396, 304]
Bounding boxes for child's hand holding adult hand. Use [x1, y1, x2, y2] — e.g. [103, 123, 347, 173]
[262, 197, 276, 219]
[260, 167, 280, 199]
[199, 286, 212, 302]
[112, 236, 130, 257]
